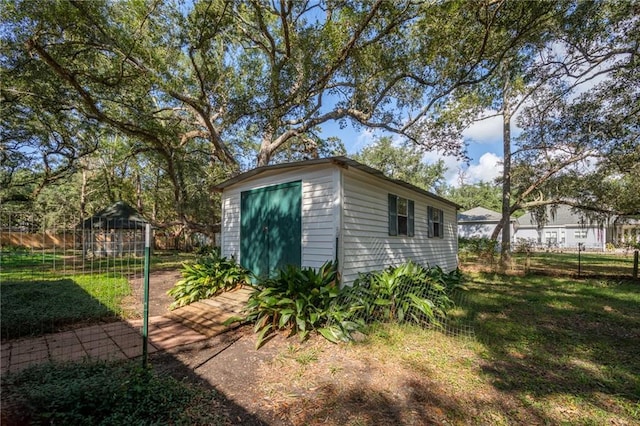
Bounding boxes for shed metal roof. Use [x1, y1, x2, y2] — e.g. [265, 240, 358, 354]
[213, 156, 460, 209]
[79, 201, 149, 230]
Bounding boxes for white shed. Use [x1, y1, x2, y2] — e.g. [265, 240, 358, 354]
[214, 157, 459, 284]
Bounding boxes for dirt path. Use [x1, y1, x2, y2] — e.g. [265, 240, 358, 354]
[151, 327, 458, 426]
[151, 326, 282, 425]
[122, 269, 181, 318]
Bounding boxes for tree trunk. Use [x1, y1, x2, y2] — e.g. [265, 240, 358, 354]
[500, 94, 513, 272]
[80, 168, 88, 218]
[135, 171, 143, 212]
[256, 148, 271, 167]
[490, 216, 505, 241]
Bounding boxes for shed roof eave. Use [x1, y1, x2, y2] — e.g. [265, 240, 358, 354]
[213, 156, 461, 209]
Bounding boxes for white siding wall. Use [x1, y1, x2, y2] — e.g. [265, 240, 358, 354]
[565, 226, 606, 250]
[341, 169, 458, 284]
[514, 228, 539, 243]
[220, 165, 337, 268]
[459, 223, 498, 239]
[459, 222, 518, 241]
[514, 226, 606, 250]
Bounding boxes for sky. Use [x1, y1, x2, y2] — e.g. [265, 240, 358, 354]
[320, 114, 509, 188]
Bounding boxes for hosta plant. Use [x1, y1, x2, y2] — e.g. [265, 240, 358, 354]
[167, 252, 251, 309]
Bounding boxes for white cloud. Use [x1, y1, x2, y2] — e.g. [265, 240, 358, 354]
[462, 112, 523, 144]
[428, 151, 503, 188]
[465, 152, 503, 183]
[421, 151, 463, 186]
[349, 128, 503, 188]
[348, 129, 412, 153]
[462, 113, 502, 144]
[351, 128, 376, 152]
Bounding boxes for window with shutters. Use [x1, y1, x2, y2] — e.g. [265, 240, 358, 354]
[388, 194, 414, 237]
[427, 206, 444, 238]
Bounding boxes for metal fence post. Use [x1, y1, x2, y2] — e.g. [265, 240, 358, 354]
[578, 243, 583, 277]
[142, 224, 151, 368]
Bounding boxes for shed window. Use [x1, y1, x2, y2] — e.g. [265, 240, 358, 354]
[427, 206, 444, 238]
[388, 194, 414, 236]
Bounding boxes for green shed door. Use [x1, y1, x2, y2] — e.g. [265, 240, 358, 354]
[240, 181, 302, 278]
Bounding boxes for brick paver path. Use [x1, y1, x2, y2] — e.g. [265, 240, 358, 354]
[1, 287, 252, 375]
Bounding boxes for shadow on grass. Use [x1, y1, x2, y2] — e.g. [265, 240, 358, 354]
[290, 378, 532, 425]
[1, 252, 269, 424]
[290, 380, 463, 425]
[462, 272, 640, 419]
[1, 278, 120, 339]
[1, 335, 269, 425]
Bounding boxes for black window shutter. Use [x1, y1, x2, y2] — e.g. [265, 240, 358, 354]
[407, 200, 415, 237]
[427, 206, 433, 238]
[439, 209, 444, 238]
[388, 194, 397, 236]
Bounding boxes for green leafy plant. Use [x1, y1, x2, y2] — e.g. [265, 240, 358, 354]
[346, 261, 459, 329]
[167, 251, 250, 309]
[459, 237, 499, 258]
[234, 261, 463, 348]
[514, 237, 537, 254]
[237, 261, 345, 348]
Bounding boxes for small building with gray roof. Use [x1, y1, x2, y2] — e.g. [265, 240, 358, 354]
[214, 156, 460, 284]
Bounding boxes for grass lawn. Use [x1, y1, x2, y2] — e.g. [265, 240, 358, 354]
[1, 360, 229, 425]
[2, 251, 638, 424]
[513, 251, 637, 277]
[462, 250, 637, 278]
[452, 271, 640, 423]
[247, 271, 640, 424]
[1, 273, 130, 339]
[0, 250, 191, 339]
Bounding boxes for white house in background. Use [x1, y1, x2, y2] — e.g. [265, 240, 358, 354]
[458, 207, 516, 241]
[513, 205, 613, 251]
[214, 156, 459, 284]
[613, 215, 640, 247]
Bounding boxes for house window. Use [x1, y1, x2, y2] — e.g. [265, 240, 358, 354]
[388, 194, 414, 236]
[545, 231, 557, 245]
[574, 230, 587, 239]
[427, 206, 444, 238]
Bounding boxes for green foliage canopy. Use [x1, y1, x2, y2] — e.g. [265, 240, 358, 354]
[352, 137, 446, 192]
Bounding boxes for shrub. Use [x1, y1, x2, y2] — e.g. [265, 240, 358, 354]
[193, 244, 221, 258]
[459, 237, 498, 258]
[167, 251, 250, 309]
[514, 238, 537, 253]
